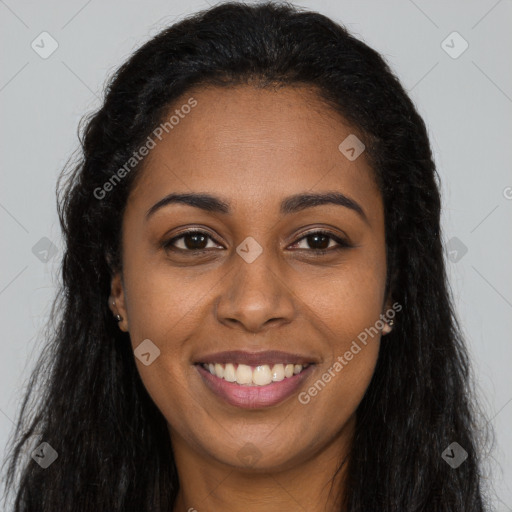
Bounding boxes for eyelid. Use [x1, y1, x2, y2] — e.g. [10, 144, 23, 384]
[162, 228, 223, 250]
[289, 229, 352, 251]
[162, 227, 351, 253]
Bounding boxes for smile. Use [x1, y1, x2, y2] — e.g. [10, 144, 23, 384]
[195, 362, 315, 409]
[200, 362, 311, 386]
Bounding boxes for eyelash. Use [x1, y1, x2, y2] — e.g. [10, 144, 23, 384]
[161, 229, 352, 256]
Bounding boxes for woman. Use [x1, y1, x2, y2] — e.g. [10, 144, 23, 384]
[2, 2, 490, 510]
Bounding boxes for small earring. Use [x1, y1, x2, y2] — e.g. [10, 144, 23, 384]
[388, 319, 394, 327]
[111, 300, 123, 322]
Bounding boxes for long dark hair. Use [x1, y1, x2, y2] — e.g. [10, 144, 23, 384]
[2, 2, 491, 510]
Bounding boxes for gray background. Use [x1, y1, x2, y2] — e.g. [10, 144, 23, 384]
[1, 0, 511, 509]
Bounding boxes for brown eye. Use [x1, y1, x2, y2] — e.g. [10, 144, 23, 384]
[162, 229, 351, 255]
[162, 230, 223, 252]
[290, 230, 352, 255]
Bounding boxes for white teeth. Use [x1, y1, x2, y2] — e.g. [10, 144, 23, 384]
[201, 362, 309, 386]
[214, 363, 224, 379]
[224, 363, 236, 382]
[235, 364, 253, 385]
[271, 364, 284, 382]
[253, 365, 272, 386]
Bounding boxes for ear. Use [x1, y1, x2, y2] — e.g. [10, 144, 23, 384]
[381, 320, 393, 336]
[381, 295, 394, 336]
[108, 272, 129, 332]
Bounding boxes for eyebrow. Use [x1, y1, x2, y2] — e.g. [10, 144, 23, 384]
[146, 191, 369, 225]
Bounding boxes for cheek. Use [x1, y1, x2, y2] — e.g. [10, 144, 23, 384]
[121, 245, 222, 399]
[299, 251, 387, 344]
[121, 262, 209, 429]
[125, 276, 193, 340]
[297, 278, 382, 428]
[302, 343, 380, 439]
[294, 255, 385, 409]
[122, 245, 213, 349]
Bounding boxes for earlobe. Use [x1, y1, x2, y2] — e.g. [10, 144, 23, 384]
[382, 319, 394, 336]
[108, 273, 129, 332]
[381, 296, 395, 336]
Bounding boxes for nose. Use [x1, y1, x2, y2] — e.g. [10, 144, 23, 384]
[215, 251, 296, 333]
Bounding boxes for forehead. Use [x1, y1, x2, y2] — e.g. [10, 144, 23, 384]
[128, 84, 382, 223]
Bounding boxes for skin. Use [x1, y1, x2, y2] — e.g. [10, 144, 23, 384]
[109, 84, 393, 512]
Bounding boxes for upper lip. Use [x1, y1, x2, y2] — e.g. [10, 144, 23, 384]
[194, 350, 316, 366]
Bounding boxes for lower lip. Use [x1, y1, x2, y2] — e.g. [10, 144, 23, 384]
[196, 364, 315, 409]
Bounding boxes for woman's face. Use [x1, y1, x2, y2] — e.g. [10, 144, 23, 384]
[110, 84, 391, 471]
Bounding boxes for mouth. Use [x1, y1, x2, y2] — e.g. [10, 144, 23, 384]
[198, 361, 311, 386]
[193, 350, 316, 409]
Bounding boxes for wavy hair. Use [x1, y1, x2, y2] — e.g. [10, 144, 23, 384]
[2, 2, 491, 510]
